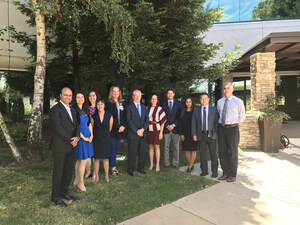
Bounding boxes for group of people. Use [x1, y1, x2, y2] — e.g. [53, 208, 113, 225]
[49, 82, 245, 207]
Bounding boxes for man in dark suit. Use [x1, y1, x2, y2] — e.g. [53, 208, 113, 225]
[161, 88, 182, 169]
[49, 87, 80, 207]
[192, 93, 219, 177]
[125, 90, 149, 176]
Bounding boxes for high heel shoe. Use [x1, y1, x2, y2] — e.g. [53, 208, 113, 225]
[84, 171, 92, 179]
[77, 184, 87, 192]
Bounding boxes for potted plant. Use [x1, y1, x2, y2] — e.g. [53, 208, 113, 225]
[256, 94, 290, 153]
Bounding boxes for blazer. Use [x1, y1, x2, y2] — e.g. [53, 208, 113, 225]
[125, 102, 149, 140]
[49, 101, 80, 153]
[191, 105, 219, 140]
[161, 100, 182, 134]
[106, 102, 126, 138]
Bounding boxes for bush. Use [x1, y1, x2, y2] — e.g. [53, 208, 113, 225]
[0, 122, 28, 141]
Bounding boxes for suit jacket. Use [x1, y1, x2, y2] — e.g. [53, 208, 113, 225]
[49, 101, 80, 153]
[106, 102, 126, 138]
[125, 102, 149, 140]
[161, 100, 182, 134]
[191, 105, 219, 140]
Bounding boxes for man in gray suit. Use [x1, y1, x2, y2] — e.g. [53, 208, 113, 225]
[192, 93, 219, 177]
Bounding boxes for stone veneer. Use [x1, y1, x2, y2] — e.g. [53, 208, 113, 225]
[222, 52, 276, 150]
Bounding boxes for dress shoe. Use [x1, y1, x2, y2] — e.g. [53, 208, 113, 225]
[138, 170, 147, 174]
[200, 173, 208, 176]
[218, 175, 229, 181]
[52, 198, 67, 207]
[186, 167, 192, 173]
[163, 165, 169, 169]
[211, 174, 218, 178]
[128, 172, 134, 176]
[173, 165, 179, 170]
[62, 194, 77, 201]
[227, 176, 236, 182]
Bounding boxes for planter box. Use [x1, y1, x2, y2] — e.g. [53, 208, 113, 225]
[259, 116, 282, 153]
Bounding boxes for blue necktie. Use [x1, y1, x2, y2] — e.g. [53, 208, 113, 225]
[203, 107, 207, 131]
[137, 104, 141, 117]
[169, 101, 173, 113]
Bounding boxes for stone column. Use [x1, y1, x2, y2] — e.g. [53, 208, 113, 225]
[250, 52, 276, 113]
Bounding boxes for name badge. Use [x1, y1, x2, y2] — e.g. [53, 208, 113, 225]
[119, 105, 124, 111]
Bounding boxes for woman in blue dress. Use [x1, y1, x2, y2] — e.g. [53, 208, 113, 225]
[73, 91, 94, 191]
[91, 98, 113, 183]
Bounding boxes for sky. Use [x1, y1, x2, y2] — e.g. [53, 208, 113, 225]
[204, 0, 263, 22]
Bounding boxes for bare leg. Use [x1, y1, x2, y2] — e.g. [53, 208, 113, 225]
[149, 144, 154, 170]
[85, 158, 92, 178]
[73, 160, 79, 186]
[185, 151, 191, 167]
[93, 159, 100, 182]
[103, 159, 110, 183]
[189, 151, 197, 169]
[155, 144, 160, 172]
[77, 159, 87, 191]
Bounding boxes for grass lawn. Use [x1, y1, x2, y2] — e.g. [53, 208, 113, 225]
[0, 142, 217, 225]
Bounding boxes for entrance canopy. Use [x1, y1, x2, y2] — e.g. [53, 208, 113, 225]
[233, 32, 300, 72]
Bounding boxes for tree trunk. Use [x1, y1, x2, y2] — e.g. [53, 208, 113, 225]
[0, 111, 23, 163]
[128, 79, 138, 102]
[26, 1, 46, 161]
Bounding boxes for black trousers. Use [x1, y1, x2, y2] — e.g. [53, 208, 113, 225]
[127, 138, 146, 173]
[51, 150, 75, 200]
[218, 124, 240, 177]
[199, 133, 218, 175]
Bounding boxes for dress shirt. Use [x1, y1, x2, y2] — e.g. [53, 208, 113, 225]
[116, 102, 120, 124]
[60, 100, 73, 122]
[217, 95, 246, 125]
[201, 105, 209, 131]
[133, 102, 141, 116]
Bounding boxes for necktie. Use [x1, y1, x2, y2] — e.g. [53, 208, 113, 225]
[169, 101, 173, 113]
[203, 107, 207, 131]
[221, 99, 228, 126]
[137, 104, 141, 117]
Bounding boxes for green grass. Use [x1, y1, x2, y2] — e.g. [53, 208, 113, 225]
[0, 143, 217, 225]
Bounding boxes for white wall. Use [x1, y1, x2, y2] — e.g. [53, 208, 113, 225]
[204, 19, 300, 65]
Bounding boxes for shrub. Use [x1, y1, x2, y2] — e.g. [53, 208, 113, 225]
[0, 122, 28, 141]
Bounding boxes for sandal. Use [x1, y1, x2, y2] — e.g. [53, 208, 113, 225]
[112, 170, 118, 176]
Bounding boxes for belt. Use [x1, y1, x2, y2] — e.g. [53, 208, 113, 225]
[149, 121, 159, 125]
[223, 123, 238, 128]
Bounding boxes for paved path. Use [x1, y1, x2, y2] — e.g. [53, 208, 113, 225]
[119, 138, 300, 225]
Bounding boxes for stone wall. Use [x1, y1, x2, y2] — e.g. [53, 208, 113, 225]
[239, 114, 261, 149]
[250, 52, 276, 113]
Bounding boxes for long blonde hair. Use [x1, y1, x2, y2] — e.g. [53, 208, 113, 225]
[108, 86, 123, 104]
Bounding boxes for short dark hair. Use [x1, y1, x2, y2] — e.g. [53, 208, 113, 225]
[200, 92, 210, 98]
[166, 88, 175, 94]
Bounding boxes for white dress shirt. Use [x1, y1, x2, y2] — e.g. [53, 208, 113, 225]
[217, 95, 246, 125]
[201, 105, 209, 131]
[60, 100, 73, 122]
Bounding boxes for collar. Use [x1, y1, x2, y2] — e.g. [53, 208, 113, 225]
[60, 100, 70, 109]
[168, 99, 174, 104]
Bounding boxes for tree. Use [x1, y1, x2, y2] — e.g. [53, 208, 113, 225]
[0, 111, 23, 163]
[26, 0, 46, 161]
[252, 0, 300, 20]
[12, 0, 134, 161]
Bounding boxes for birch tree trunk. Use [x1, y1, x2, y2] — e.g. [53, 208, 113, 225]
[0, 111, 23, 163]
[26, 1, 46, 161]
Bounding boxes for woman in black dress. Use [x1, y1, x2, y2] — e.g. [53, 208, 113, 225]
[180, 97, 197, 173]
[91, 98, 113, 183]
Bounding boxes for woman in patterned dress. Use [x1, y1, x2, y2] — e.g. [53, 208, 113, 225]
[147, 94, 166, 172]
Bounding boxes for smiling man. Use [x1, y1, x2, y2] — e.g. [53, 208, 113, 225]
[217, 82, 245, 182]
[49, 87, 80, 206]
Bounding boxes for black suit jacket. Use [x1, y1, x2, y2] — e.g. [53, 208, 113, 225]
[125, 102, 149, 140]
[106, 102, 126, 138]
[49, 101, 80, 153]
[191, 105, 219, 140]
[161, 100, 182, 134]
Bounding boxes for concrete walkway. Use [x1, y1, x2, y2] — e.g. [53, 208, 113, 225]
[119, 137, 300, 225]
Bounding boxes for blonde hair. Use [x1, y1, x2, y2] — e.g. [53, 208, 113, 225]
[108, 86, 123, 103]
